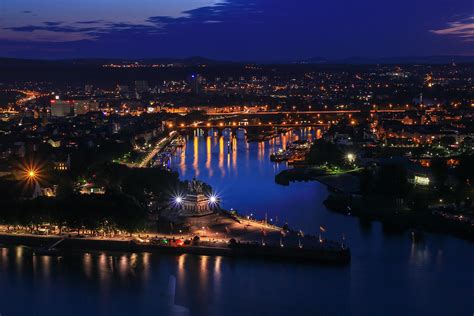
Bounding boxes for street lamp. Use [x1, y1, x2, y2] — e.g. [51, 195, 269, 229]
[171, 195, 184, 208]
[346, 153, 355, 164]
[23, 165, 40, 184]
[208, 193, 220, 206]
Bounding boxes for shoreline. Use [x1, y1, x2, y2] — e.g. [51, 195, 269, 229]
[324, 194, 474, 242]
[0, 233, 351, 265]
[275, 166, 474, 242]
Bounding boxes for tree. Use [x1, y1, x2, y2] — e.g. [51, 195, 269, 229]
[456, 155, 474, 187]
[306, 140, 344, 166]
[374, 164, 411, 197]
[430, 158, 448, 191]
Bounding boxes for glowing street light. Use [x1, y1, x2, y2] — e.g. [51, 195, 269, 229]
[346, 153, 355, 164]
[171, 194, 184, 207]
[208, 193, 220, 206]
[28, 170, 37, 179]
[22, 164, 41, 184]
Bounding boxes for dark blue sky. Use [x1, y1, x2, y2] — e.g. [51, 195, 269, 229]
[0, 0, 472, 60]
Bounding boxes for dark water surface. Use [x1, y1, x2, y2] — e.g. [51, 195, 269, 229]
[1, 129, 473, 316]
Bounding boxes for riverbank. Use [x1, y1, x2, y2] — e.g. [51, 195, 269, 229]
[324, 194, 474, 242]
[276, 164, 474, 241]
[0, 232, 350, 265]
[274, 165, 361, 188]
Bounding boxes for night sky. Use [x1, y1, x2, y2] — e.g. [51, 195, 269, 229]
[0, 0, 472, 60]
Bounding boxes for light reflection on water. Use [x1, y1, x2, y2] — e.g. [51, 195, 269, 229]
[0, 128, 472, 315]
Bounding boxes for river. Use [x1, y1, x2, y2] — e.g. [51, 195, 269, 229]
[0, 129, 472, 316]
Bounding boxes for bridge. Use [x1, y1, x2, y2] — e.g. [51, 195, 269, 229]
[169, 121, 328, 137]
[172, 122, 328, 129]
[206, 109, 407, 116]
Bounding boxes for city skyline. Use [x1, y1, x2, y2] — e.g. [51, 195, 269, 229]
[0, 0, 473, 60]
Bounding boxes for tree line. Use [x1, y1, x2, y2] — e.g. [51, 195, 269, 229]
[0, 192, 147, 234]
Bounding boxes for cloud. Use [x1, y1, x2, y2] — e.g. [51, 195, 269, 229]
[430, 16, 474, 41]
[0, 30, 96, 42]
[0, 0, 226, 43]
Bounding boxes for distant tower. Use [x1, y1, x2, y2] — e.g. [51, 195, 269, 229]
[189, 74, 201, 94]
[419, 93, 423, 106]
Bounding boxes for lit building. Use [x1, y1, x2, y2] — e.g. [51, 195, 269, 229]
[73, 101, 90, 115]
[53, 156, 70, 172]
[51, 100, 72, 117]
[189, 74, 202, 94]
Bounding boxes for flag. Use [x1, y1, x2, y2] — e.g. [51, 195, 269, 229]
[319, 226, 326, 232]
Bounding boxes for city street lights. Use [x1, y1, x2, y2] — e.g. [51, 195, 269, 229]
[28, 170, 36, 179]
[23, 165, 41, 184]
[346, 153, 355, 164]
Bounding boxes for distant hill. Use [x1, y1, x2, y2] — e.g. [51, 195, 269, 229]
[1, 55, 473, 67]
[0, 56, 234, 67]
[296, 55, 474, 65]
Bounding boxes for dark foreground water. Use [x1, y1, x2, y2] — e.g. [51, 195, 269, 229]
[1, 129, 473, 316]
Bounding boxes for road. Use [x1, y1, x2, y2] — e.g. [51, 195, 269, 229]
[138, 131, 178, 168]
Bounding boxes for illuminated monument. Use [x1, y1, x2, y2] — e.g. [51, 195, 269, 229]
[175, 178, 219, 217]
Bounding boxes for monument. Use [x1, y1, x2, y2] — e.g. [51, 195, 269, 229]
[176, 178, 218, 217]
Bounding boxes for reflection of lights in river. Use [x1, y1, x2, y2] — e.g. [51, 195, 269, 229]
[15, 246, 24, 269]
[142, 252, 150, 279]
[98, 253, 109, 282]
[193, 136, 200, 177]
[119, 254, 128, 276]
[409, 241, 431, 267]
[232, 136, 237, 172]
[206, 136, 212, 177]
[200, 256, 208, 276]
[179, 138, 186, 175]
[178, 254, 186, 273]
[83, 253, 92, 278]
[130, 253, 138, 268]
[218, 136, 225, 177]
[41, 255, 51, 278]
[257, 142, 265, 162]
[214, 256, 222, 276]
